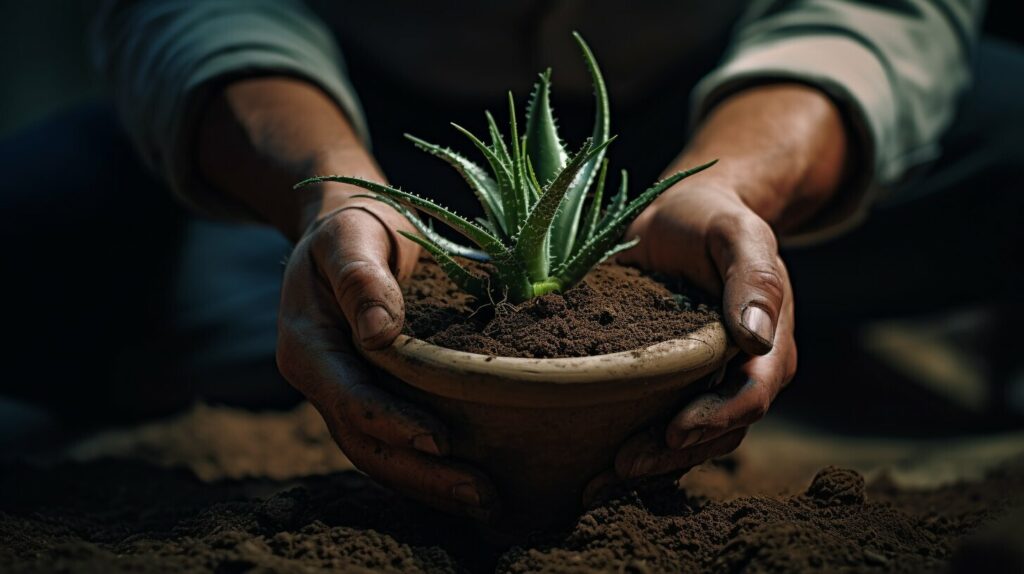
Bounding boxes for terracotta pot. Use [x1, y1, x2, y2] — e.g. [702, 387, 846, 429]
[359, 320, 732, 533]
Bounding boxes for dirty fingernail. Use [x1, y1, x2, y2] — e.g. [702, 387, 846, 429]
[741, 305, 774, 347]
[411, 433, 441, 455]
[451, 483, 482, 507]
[674, 428, 705, 450]
[357, 305, 391, 342]
[629, 455, 656, 478]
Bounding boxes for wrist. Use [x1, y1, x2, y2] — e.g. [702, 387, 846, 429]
[670, 83, 851, 231]
[295, 148, 387, 238]
[197, 76, 382, 242]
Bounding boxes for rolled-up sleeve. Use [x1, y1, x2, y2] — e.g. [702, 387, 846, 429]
[92, 0, 368, 220]
[692, 0, 985, 243]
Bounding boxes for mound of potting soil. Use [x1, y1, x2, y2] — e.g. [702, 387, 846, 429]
[1, 456, 1019, 573]
[500, 465, 1008, 573]
[403, 259, 718, 358]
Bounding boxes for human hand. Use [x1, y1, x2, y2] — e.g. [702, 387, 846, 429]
[275, 182, 499, 523]
[610, 176, 797, 481]
[586, 84, 851, 495]
[197, 76, 499, 521]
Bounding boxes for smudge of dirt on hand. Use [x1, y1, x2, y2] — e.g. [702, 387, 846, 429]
[403, 259, 718, 358]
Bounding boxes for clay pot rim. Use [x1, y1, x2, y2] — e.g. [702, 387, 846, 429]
[362, 320, 732, 406]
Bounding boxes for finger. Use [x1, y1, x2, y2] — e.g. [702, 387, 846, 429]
[308, 360, 450, 455]
[278, 246, 448, 455]
[665, 275, 797, 449]
[664, 375, 769, 450]
[329, 419, 498, 522]
[708, 214, 786, 356]
[309, 206, 411, 349]
[615, 427, 747, 480]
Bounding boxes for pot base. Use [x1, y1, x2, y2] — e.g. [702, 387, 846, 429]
[362, 322, 733, 533]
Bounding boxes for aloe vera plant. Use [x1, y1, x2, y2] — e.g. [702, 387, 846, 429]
[296, 33, 715, 304]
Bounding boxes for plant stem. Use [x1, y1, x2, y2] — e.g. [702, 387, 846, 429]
[531, 277, 563, 297]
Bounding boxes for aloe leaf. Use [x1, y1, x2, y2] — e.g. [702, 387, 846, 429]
[576, 158, 609, 247]
[555, 160, 717, 287]
[397, 230, 487, 299]
[295, 175, 510, 259]
[549, 32, 612, 264]
[524, 154, 544, 201]
[596, 168, 629, 232]
[518, 134, 539, 205]
[485, 111, 512, 170]
[403, 134, 505, 233]
[563, 237, 640, 285]
[514, 136, 616, 281]
[525, 69, 568, 186]
[474, 217, 497, 234]
[451, 122, 522, 236]
[353, 193, 490, 262]
[506, 92, 529, 228]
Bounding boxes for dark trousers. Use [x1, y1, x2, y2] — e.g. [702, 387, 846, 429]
[2, 39, 1021, 423]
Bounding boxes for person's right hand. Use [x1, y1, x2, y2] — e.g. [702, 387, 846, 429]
[196, 76, 499, 521]
[274, 182, 499, 522]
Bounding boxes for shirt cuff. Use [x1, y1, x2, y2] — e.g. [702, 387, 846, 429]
[691, 34, 895, 246]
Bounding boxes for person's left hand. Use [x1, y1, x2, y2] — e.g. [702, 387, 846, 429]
[581, 175, 798, 504]
[582, 83, 852, 503]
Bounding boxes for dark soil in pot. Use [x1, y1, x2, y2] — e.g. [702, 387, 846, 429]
[402, 259, 720, 358]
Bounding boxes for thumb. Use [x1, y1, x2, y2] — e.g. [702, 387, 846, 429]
[308, 204, 416, 349]
[709, 215, 786, 356]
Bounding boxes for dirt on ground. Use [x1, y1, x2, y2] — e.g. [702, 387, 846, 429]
[403, 259, 718, 358]
[1, 403, 1021, 573]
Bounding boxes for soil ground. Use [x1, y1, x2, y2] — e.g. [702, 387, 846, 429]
[2, 403, 1022, 573]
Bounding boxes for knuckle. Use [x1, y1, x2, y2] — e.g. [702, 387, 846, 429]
[706, 211, 747, 250]
[335, 259, 382, 290]
[753, 391, 772, 419]
[708, 211, 776, 249]
[745, 268, 785, 302]
[308, 212, 345, 261]
[333, 260, 392, 308]
[738, 386, 772, 423]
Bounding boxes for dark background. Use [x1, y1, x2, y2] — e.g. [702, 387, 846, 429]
[0, 1, 1020, 139]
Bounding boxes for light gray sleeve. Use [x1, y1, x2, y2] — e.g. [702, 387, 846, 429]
[92, 0, 368, 221]
[692, 0, 985, 244]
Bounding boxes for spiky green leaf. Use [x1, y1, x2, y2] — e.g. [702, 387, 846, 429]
[595, 168, 629, 234]
[451, 122, 522, 235]
[404, 134, 505, 234]
[549, 32, 612, 264]
[525, 69, 568, 186]
[353, 193, 490, 262]
[506, 93, 530, 227]
[294, 175, 510, 259]
[485, 111, 513, 170]
[397, 230, 487, 299]
[555, 160, 717, 286]
[557, 237, 640, 288]
[577, 158, 609, 246]
[514, 136, 616, 281]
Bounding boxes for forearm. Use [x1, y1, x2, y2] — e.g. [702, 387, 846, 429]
[197, 76, 381, 241]
[668, 83, 853, 234]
